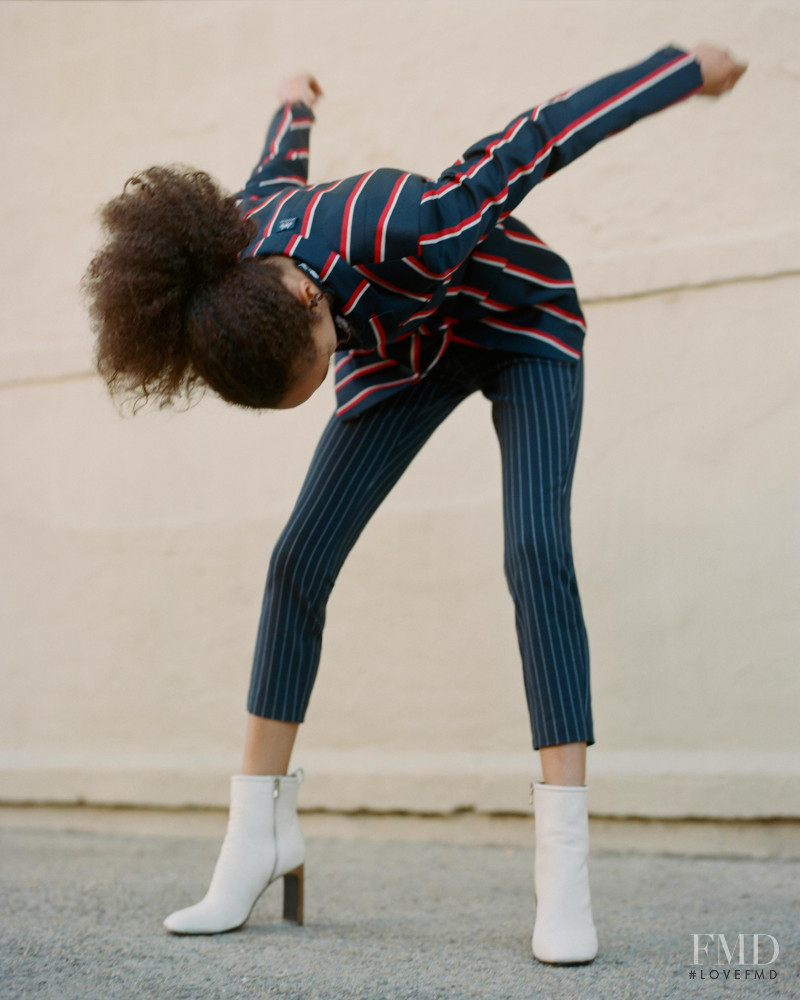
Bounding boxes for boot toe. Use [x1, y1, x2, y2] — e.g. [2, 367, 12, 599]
[163, 906, 198, 935]
[532, 924, 598, 965]
[163, 905, 230, 935]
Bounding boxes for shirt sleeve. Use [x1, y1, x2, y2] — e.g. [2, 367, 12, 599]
[415, 46, 703, 276]
[238, 102, 314, 198]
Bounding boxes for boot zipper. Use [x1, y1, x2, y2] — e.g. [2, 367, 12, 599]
[268, 777, 280, 886]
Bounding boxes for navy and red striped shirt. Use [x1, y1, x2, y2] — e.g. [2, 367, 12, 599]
[235, 47, 702, 419]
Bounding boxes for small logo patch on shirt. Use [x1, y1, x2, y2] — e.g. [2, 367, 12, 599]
[277, 217, 297, 232]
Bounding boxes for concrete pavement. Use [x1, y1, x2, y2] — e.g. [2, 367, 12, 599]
[1, 809, 798, 1000]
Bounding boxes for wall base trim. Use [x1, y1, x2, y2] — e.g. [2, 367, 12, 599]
[1, 749, 798, 819]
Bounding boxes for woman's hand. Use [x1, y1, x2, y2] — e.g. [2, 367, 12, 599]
[277, 73, 324, 108]
[691, 44, 747, 96]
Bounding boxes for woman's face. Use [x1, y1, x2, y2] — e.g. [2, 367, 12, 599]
[269, 256, 339, 409]
[273, 300, 338, 409]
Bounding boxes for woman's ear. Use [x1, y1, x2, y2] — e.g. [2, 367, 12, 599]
[295, 278, 319, 309]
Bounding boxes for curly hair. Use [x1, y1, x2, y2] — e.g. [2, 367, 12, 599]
[82, 165, 314, 410]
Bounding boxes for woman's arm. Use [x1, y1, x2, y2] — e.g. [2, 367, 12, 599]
[415, 45, 744, 276]
[238, 73, 323, 198]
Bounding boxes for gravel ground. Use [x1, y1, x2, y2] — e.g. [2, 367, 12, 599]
[1, 826, 798, 1000]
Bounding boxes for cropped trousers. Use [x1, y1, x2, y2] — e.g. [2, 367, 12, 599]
[247, 346, 594, 750]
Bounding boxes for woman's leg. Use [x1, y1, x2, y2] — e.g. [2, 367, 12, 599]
[486, 356, 593, 755]
[246, 375, 470, 732]
[485, 356, 597, 965]
[242, 716, 298, 775]
[539, 741, 587, 786]
[166, 377, 470, 935]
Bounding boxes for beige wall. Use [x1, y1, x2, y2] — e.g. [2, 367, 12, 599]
[1, 0, 798, 818]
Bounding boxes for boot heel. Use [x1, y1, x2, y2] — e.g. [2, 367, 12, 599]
[282, 864, 304, 925]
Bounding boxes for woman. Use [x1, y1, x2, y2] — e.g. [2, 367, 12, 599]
[84, 42, 745, 964]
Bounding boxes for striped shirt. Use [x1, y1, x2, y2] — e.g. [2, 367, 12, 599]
[235, 47, 702, 418]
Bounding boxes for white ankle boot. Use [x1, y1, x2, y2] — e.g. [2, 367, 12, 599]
[531, 782, 598, 965]
[164, 771, 306, 935]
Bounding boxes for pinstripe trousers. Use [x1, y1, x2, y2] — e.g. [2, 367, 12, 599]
[247, 346, 593, 750]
